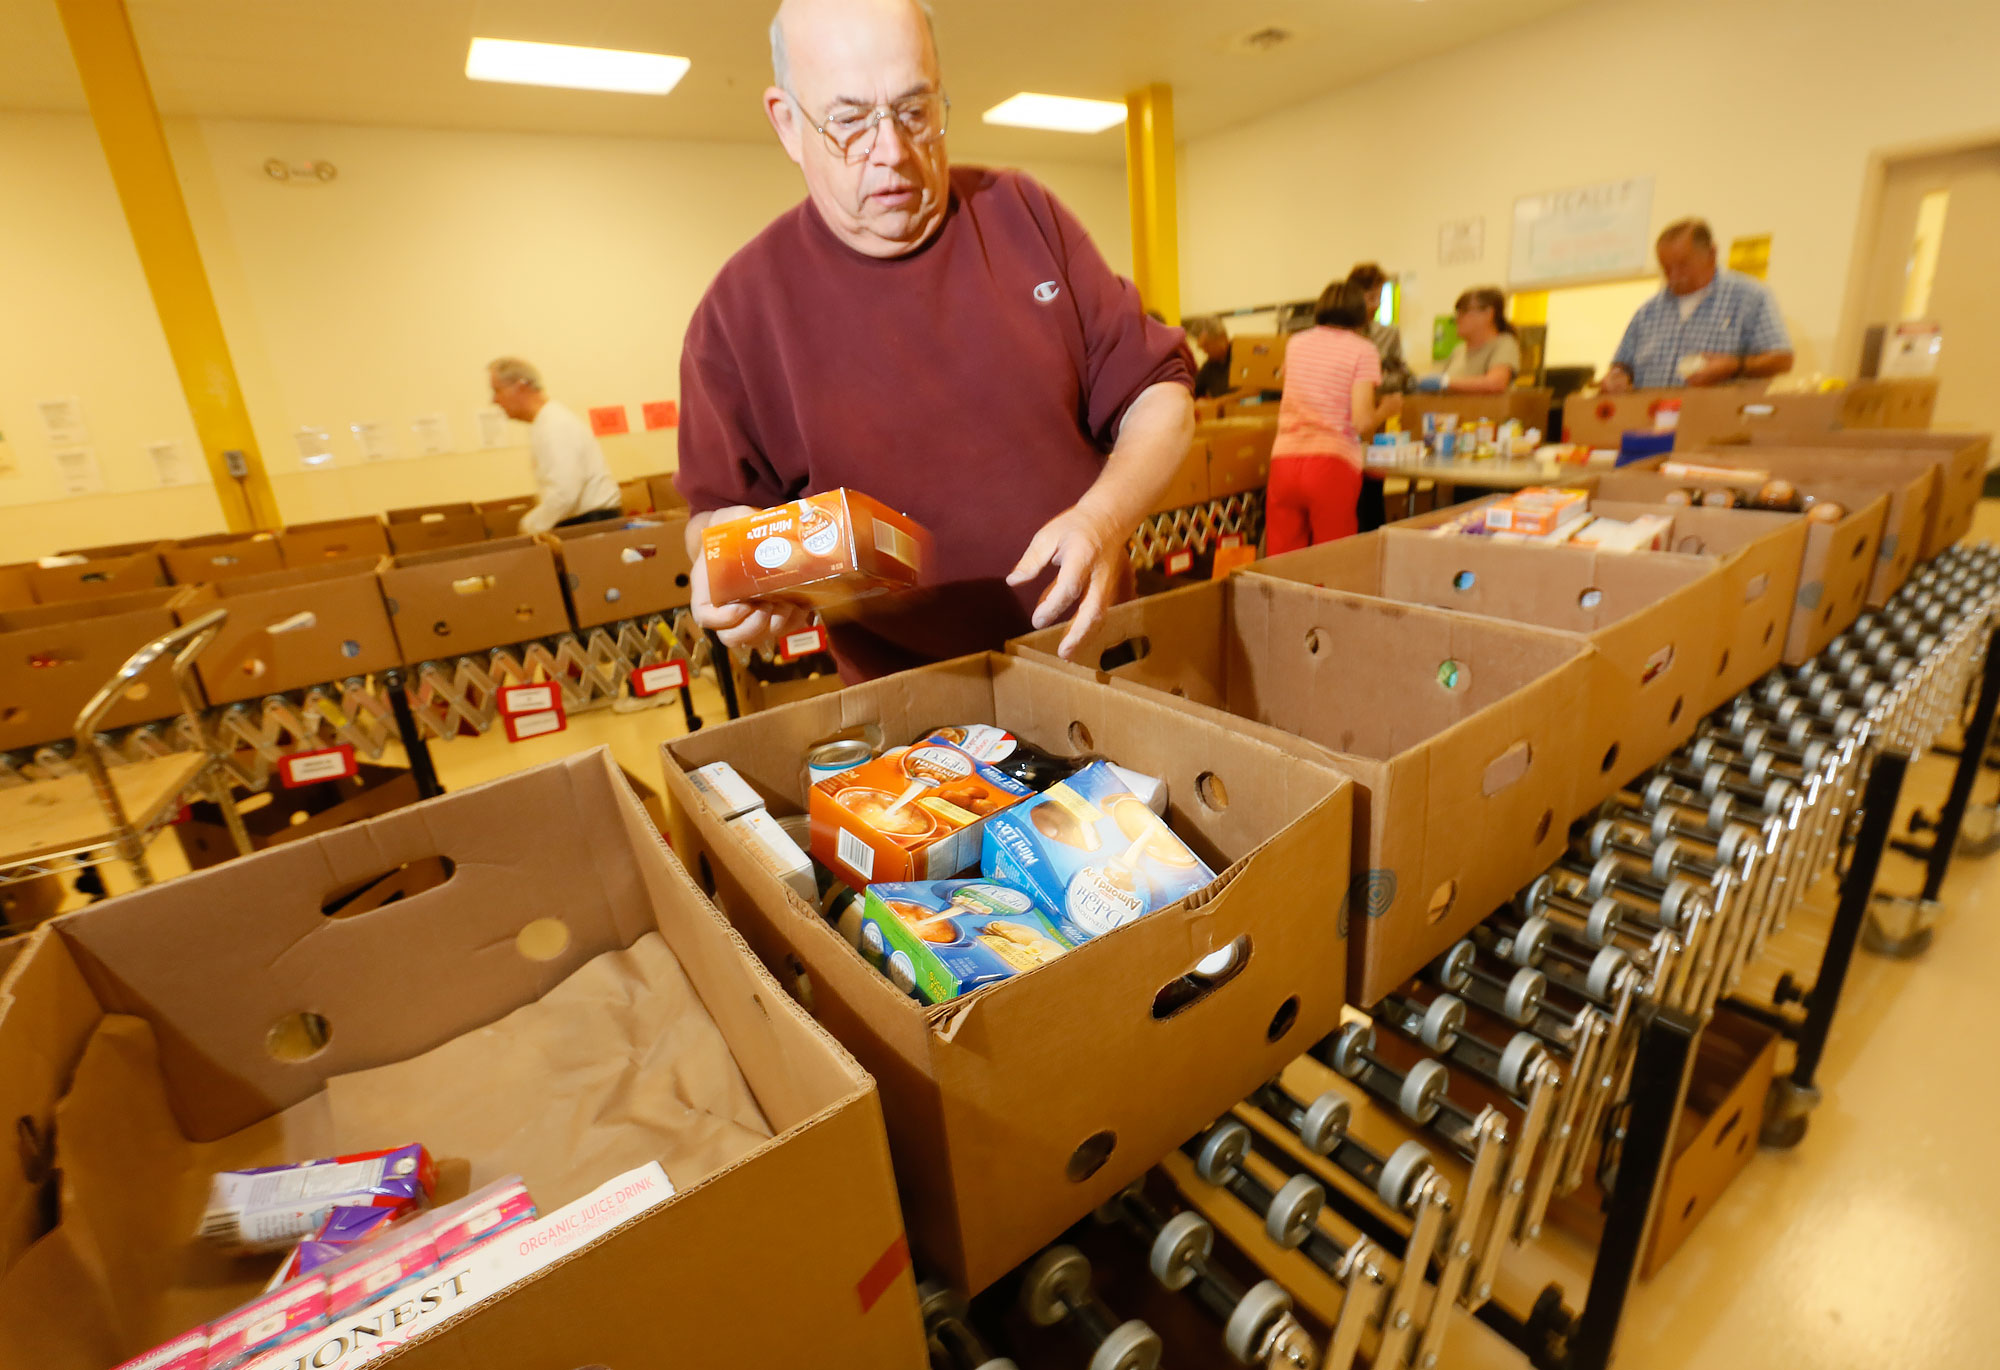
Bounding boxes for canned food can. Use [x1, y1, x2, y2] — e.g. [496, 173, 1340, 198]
[805, 738, 875, 794]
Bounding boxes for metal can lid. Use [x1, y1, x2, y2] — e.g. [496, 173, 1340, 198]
[807, 739, 876, 769]
[775, 812, 811, 848]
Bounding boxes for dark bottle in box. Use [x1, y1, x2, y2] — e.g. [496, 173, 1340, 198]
[921, 725, 1088, 792]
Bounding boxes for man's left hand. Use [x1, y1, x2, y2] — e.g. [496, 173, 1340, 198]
[1008, 501, 1131, 661]
[1683, 354, 1744, 387]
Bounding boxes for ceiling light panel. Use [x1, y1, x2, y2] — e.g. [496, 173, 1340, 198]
[981, 93, 1128, 134]
[465, 38, 690, 96]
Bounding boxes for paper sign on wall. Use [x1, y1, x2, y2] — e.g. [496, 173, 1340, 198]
[148, 440, 197, 487]
[411, 413, 454, 456]
[1728, 234, 1771, 280]
[0, 432, 18, 479]
[477, 406, 513, 449]
[1510, 176, 1655, 287]
[351, 421, 396, 461]
[295, 427, 335, 467]
[37, 397, 89, 448]
[642, 401, 679, 430]
[1438, 216, 1485, 266]
[51, 446, 104, 495]
[589, 405, 630, 437]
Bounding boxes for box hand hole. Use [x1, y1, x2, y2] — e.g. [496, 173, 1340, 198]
[1534, 808, 1553, 845]
[449, 575, 494, 596]
[1267, 995, 1300, 1043]
[1066, 1129, 1117, 1183]
[1481, 741, 1530, 796]
[265, 1011, 332, 1064]
[1600, 743, 1620, 773]
[1426, 880, 1457, 925]
[1669, 696, 1684, 724]
[514, 917, 570, 962]
[1716, 649, 1731, 678]
[1436, 659, 1464, 691]
[1195, 771, 1229, 812]
[1641, 643, 1675, 685]
[1150, 936, 1251, 1021]
[1304, 628, 1327, 657]
[1742, 573, 1768, 603]
[1452, 570, 1476, 592]
[1098, 636, 1151, 672]
[1578, 587, 1604, 611]
[321, 855, 456, 919]
[1067, 721, 1095, 753]
[674, 573, 690, 588]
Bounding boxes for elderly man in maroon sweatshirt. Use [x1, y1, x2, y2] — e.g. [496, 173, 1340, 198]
[677, 0, 1196, 679]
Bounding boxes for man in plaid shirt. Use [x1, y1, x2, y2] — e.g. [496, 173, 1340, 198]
[1603, 219, 1793, 391]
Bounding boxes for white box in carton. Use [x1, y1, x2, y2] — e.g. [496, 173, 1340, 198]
[1573, 514, 1675, 553]
[687, 761, 764, 821]
[725, 809, 817, 905]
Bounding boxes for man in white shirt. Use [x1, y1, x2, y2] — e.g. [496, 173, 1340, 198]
[486, 357, 623, 534]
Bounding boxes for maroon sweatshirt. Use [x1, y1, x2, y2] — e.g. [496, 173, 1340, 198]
[677, 166, 1194, 680]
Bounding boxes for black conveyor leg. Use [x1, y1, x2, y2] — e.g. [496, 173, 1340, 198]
[1921, 627, 2000, 901]
[386, 667, 444, 799]
[707, 630, 742, 721]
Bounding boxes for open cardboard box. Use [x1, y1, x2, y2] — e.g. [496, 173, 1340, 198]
[1011, 579, 1590, 1006]
[28, 543, 170, 606]
[0, 750, 922, 1368]
[0, 589, 187, 752]
[383, 505, 486, 556]
[277, 518, 391, 567]
[1562, 384, 1839, 451]
[378, 538, 570, 663]
[1228, 334, 1286, 392]
[173, 562, 400, 705]
[1727, 429, 1989, 557]
[661, 651, 1354, 1292]
[1202, 417, 1279, 499]
[475, 496, 537, 539]
[646, 475, 692, 516]
[161, 533, 285, 587]
[1839, 376, 1937, 430]
[1247, 530, 1725, 810]
[1592, 470, 1889, 663]
[0, 564, 34, 613]
[175, 764, 418, 871]
[542, 514, 694, 631]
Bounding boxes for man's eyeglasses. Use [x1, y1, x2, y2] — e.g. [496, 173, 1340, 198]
[798, 91, 949, 163]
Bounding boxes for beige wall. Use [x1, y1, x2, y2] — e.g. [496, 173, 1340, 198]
[1178, 0, 2000, 388]
[0, 112, 1129, 558]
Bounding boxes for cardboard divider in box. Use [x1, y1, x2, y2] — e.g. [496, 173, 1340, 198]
[172, 561, 401, 704]
[1592, 470, 1889, 663]
[660, 652, 1355, 1292]
[1247, 530, 1727, 810]
[0, 589, 186, 752]
[1562, 384, 1839, 451]
[1203, 417, 1278, 499]
[542, 514, 694, 631]
[276, 516, 391, 566]
[378, 537, 570, 662]
[160, 531, 285, 586]
[385, 502, 487, 555]
[1011, 579, 1590, 1006]
[476, 495, 538, 539]
[1728, 429, 1989, 557]
[0, 749, 922, 1368]
[28, 541, 170, 604]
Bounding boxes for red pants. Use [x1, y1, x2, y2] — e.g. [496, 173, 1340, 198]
[1265, 456, 1361, 555]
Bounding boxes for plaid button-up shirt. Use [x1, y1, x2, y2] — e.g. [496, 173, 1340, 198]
[1611, 269, 1791, 388]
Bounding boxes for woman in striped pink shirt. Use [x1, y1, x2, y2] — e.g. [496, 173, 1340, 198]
[1266, 281, 1396, 553]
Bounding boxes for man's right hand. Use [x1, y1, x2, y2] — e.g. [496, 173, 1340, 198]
[688, 506, 816, 651]
[1600, 366, 1635, 395]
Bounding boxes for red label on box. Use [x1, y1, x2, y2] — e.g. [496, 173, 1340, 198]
[504, 705, 566, 742]
[630, 660, 689, 696]
[778, 626, 828, 662]
[1165, 549, 1194, 576]
[280, 745, 358, 788]
[588, 405, 630, 437]
[497, 682, 559, 716]
[641, 401, 679, 431]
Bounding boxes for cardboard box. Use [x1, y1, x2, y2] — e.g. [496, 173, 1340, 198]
[161, 533, 285, 586]
[1562, 385, 1839, 451]
[385, 512, 488, 556]
[646, 475, 691, 516]
[619, 478, 654, 514]
[0, 563, 34, 612]
[1397, 389, 1554, 434]
[28, 543, 170, 605]
[1228, 334, 1287, 392]
[476, 496, 538, 539]
[277, 518, 390, 567]
[1150, 435, 1211, 514]
[1840, 376, 1937, 429]
[1592, 471, 1888, 664]
[1201, 418, 1279, 499]
[662, 652, 1355, 1291]
[1247, 530, 1726, 810]
[1010, 578, 1590, 1005]
[176, 764, 418, 871]
[0, 589, 186, 751]
[173, 562, 400, 704]
[0, 750, 923, 1368]
[378, 538, 570, 661]
[1733, 429, 1988, 557]
[701, 490, 929, 610]
[544, 515, 694, 631]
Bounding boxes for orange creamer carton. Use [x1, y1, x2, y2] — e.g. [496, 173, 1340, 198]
[810, 738, 1034, 890]
[701, 489, 930, 609]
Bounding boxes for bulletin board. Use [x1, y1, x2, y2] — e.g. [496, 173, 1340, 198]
[1510, 177, 1655, 288]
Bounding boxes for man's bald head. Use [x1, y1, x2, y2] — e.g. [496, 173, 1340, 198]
[771, 0, 938, 90]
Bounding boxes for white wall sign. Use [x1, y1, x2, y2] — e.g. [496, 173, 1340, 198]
[477, 406, 513, 449]
[412, 413, 454, 456]
[148, 440, 198, 487]
[1510, 177, 1656, 287]
[295, 426, 335, 467]
[1438, 216, 1485, 266]
[51, 446, 104, 496]
[350, 420, 396, 461]
[37, 396, 89, 448]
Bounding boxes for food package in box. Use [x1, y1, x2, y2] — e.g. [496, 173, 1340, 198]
[857, 879, 1073, 1003]
[701, 489, 929, 609]
[1484, 487, 1590, 537]
[811, 738, 1031, 888]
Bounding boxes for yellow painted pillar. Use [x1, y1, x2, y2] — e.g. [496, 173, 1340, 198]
[1124, 83, 1180, 325]
[58, 0, 278, 531]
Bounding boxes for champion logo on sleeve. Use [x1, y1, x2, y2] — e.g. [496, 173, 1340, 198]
[1032, 280, 1062, 304]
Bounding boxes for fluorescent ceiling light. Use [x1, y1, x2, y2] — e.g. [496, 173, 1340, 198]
[982, 93, 1127, 134]
[465, 38, 690, 95]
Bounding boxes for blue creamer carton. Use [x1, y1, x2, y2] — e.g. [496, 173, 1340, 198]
[859, 879, 1075, 1003]
[980, 761, 1216, 943]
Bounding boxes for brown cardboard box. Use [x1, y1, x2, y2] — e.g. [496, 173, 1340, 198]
[0, 564, 34, 611]
[0, 749, 923, 1368]
[1562, 385, 1839, 451]
[1735, 429, 1988, 556]
[1219, 392, 1283, 422]
[378, 538, 570, 661]
[477, 495, 538, 539]
[385, 507, 488, 555]
[387, 501, 477, 522]
[277, 516, 391, 566]
[1150, 434, 1211, 514]
[27, 542, 170, 604]
[0, 589, 185, 751]
[544, 514, 694, 630]
[1593, 471, 1888, 664]
[1011, 579, 1590, 1006]
[731, 656, 848, 714]
[1840, 376, 1938, 429]
[1203, 418, 1279, 498]
[175, 763, 418, 871]
[1228, 334, 1287, 391]
[173, 562, 400, 704]
[1249, 530, 1727, 810]
[0, 874, 65, 937]
[1397, 388, 1554, 433]
[160, 532, 285, 586]
[662, 652, 1354, 1291]
[647, 474, 691, 516]
[620, 477, 654, 514]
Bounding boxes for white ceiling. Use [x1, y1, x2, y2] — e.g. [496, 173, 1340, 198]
[3, 0, 1594, 164]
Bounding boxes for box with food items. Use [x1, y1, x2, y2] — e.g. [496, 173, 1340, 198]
[701, 489, 929, 610]
[1728, 429, 1988, 556]
[660, 652, 1354, 1292]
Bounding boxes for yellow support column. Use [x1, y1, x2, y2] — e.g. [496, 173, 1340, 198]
[1124, 83, 1180, 325]
[58, 0, 278, 531]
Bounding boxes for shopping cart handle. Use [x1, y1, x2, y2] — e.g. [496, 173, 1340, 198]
[71, 607, 228, 742]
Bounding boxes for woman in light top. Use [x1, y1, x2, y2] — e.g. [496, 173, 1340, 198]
[1417, 287, 1521, 394]
[1265, 280, 1396, 553]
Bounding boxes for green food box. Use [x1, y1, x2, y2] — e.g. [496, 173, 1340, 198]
[858, 879, 1074, 1004]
